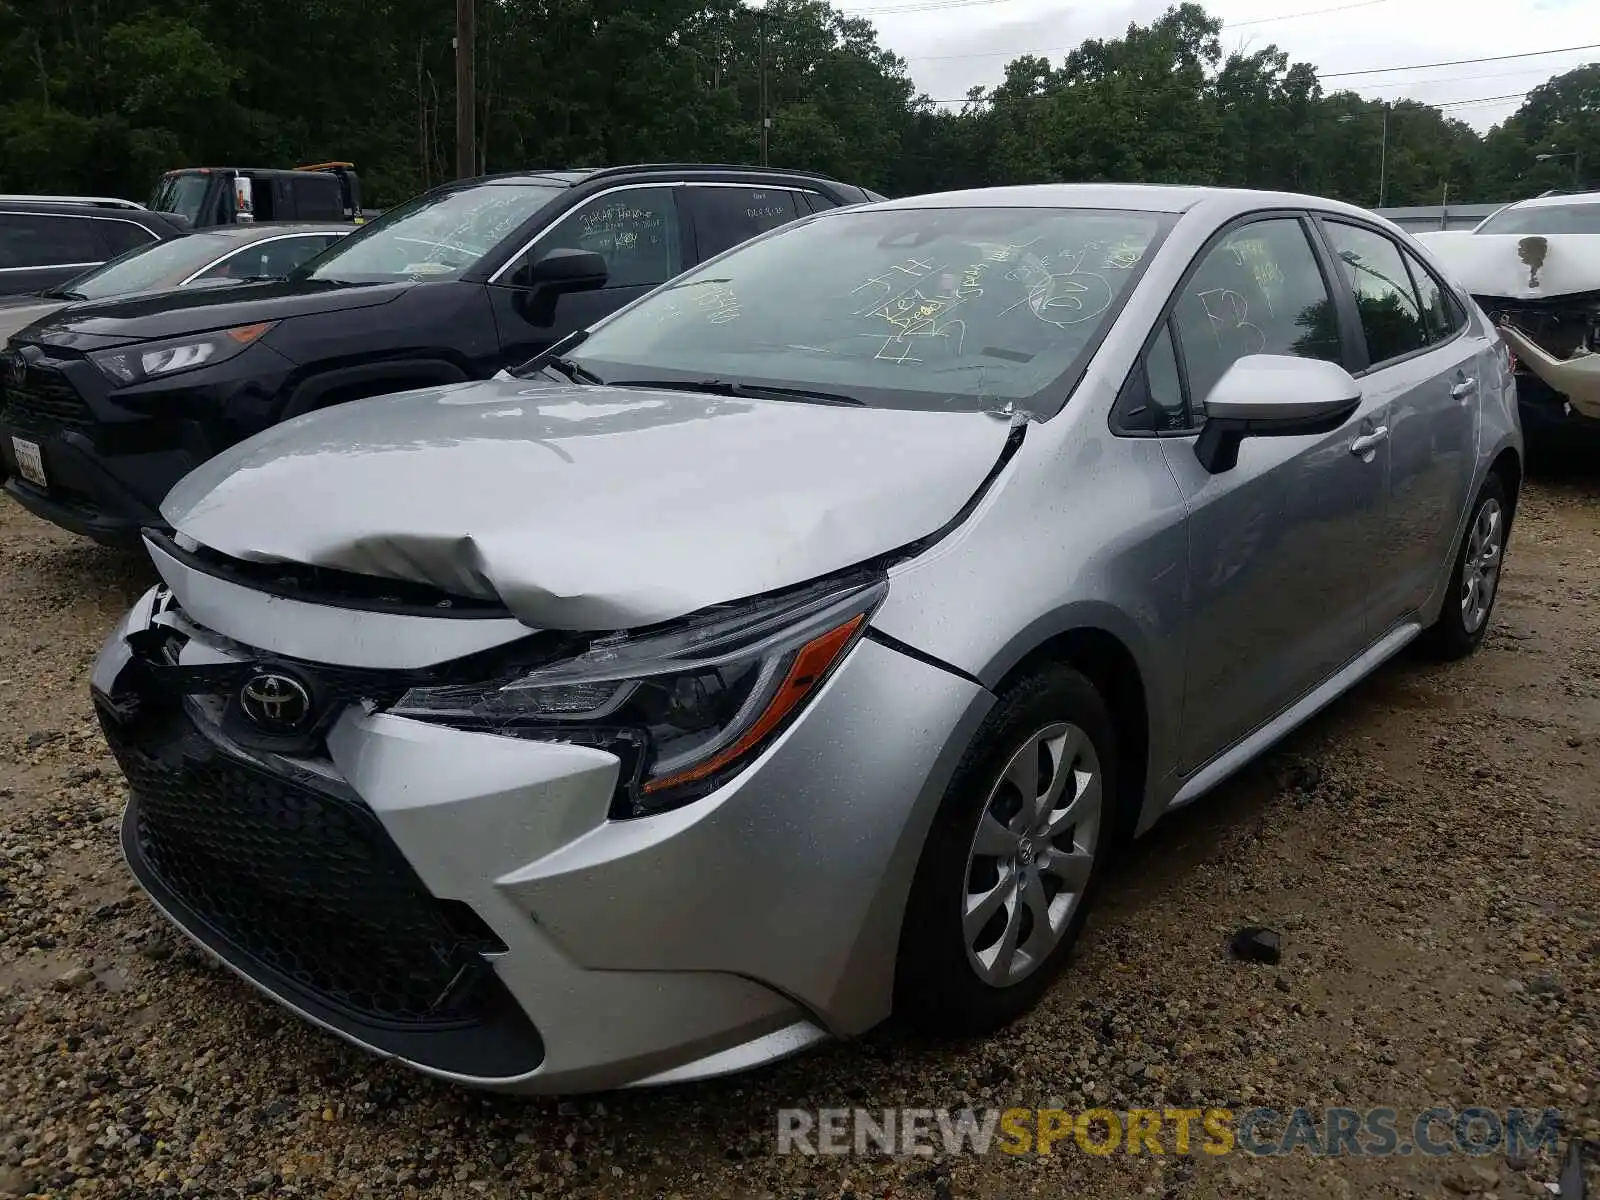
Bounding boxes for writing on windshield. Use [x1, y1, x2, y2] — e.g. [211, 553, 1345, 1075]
[573, 206, 1167, 415]
[303, 184, 561, 282]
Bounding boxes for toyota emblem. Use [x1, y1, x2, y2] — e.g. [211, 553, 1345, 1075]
[239, 672, 313, 732]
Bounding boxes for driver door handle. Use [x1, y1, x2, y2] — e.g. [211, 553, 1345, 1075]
[1350, 426, 1389, 458]
[1451, 376, 1477, 400]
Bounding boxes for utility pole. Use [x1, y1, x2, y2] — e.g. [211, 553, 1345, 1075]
[758, 3, 769, 166]
[455, 0, 476, 180]
[1377, 100, 1390, 209]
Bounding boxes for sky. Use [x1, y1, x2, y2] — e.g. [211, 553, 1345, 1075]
[839, 0, 1598, 134]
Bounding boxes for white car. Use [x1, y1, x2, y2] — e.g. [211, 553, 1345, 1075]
[1416, 190, 1600, 438]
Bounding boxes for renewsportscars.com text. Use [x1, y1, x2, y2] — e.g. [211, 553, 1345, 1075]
[775, 1106, 1562, 1158]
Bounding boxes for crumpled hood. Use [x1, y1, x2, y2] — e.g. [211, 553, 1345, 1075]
[162, 378, 1017, 630]
[1415, 230, 1600, 300]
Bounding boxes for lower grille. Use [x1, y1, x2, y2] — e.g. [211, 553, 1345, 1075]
[2, 364, 93, 433]
[99, 705, 499, 1029]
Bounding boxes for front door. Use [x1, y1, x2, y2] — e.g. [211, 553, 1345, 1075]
[1153, 214, 1390, 772]
[1317, 217, 1482, 629]
[485, 184, 687, 370]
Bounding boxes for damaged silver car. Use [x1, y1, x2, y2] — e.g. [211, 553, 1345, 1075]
[93, 184, 1522, 1094]
[1417, 189, 1600, 438]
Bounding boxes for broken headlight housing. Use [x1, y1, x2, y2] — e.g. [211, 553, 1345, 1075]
[386, 573, 888, 817]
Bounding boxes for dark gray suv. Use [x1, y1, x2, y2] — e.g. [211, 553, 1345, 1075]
[0, 198, 190, 298]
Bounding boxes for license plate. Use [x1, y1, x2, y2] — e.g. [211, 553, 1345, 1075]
[10, 436, 46, 489]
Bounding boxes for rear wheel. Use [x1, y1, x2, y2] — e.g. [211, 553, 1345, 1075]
[894, 664, 1119, 1037]
[1420, 473, 1509, 660]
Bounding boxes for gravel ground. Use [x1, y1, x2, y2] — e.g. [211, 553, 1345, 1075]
[0, 464, 1597, 1200]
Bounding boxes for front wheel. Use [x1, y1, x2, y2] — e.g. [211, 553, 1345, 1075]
[894, 664, 1119, 1038]
[1419, 473, 1510, 660]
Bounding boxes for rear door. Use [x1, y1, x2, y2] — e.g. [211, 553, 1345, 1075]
[0, 212, 107, 296]
[1314, 217, 1481, 631]
[486, 183, 688, 366]
[681, 183, 805, 262]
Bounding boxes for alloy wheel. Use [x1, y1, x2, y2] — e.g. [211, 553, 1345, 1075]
[962, 721, 1102, 988]
[1460, 496, 1504, 635]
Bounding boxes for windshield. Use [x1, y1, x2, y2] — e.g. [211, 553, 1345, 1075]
[299, 183, 562, 283]
[568, 206, 1170, 416]
[1477, 201, 1600, 236]
[149, 173, 211, 226]
[52, 234, 238, 300]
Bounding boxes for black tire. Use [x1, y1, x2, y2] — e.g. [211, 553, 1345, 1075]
[1419, 472, 1511, 662]
[894, 663, 1120, 1038]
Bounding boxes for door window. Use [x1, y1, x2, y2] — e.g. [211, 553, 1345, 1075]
[1113, 321, 1188, 433]
[0, 213, 103, 269]
[194, 235, 344, 282]
[687, 185, 802, 259]
[93, 220, 158, 259]
[530, 186, 682, 289]
[1402, 248, 1466, 345]
[799, 191, 841, 214]
[1169, 216, 1343, 420]
[1321, 221, 1430, 366]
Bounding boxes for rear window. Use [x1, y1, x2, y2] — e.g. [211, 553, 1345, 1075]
[52, 234, 236, 300]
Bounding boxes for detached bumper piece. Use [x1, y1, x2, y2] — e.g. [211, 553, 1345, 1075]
[95, 696, 545, 1079]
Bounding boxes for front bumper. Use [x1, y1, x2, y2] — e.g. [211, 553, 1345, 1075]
[0, 341, 294, 542]
[92, 586, 989, 1093]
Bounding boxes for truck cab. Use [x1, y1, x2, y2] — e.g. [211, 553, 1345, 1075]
[149, 163, 364, 228]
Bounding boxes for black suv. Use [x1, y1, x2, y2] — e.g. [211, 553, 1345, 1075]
[0, 198, 190, 298]
[0, 163, 880, 544]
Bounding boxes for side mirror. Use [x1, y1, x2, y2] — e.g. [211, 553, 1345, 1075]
[1194, 354, 1362, 475]
[512, 248, 608, 290]
[509, 249, 609, 326]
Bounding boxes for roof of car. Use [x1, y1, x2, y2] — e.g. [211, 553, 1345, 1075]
[197, 222, 357, 241]
[451, 163, 853, 190]
[1501, 188, 1600, 210]
[0, 194, 147, 210]
[870, 182, 1391, 221]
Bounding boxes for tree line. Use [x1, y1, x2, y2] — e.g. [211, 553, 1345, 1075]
[0, 0, 1594, 208]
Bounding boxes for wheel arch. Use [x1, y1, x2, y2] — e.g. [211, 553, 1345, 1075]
[1488, 445, 1522, 523]
[990, 625, 1153, 851]
[279, 357, 473, 421]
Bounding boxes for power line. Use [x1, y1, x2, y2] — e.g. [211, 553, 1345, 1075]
[1434, 91, 1529, 109]
[1226, 0, 1387, 28]
[902, 0, 1387, 59]
[1321, 42, 1600, 78]
[1362, 64, 1568, 92]
[923, 87, 1535, 108]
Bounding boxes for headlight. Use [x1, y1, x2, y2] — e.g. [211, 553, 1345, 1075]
[387, 573, 888, 817]
[89, 322, 275, 386]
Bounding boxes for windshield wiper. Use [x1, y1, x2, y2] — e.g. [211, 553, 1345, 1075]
[606, 378, 865, 406]
[509, 329, 600, 382]
[542, 355, 606, 385]
[43, 288, 86, 301]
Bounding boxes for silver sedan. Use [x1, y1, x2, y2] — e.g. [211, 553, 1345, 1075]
[0, 222, 351, 343]
[91, 183, 1520, 1093]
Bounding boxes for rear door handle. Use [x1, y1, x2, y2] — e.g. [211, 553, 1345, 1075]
[1451, 376, 1477, 400]
[1350, 426, 1389, 458]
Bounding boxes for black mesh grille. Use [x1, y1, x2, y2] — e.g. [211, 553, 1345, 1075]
[2, 364, 93, 433]
[99, 706, 499, 1028]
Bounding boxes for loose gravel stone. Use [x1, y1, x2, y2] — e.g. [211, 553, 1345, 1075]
[0, 471, 1597, 1199]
